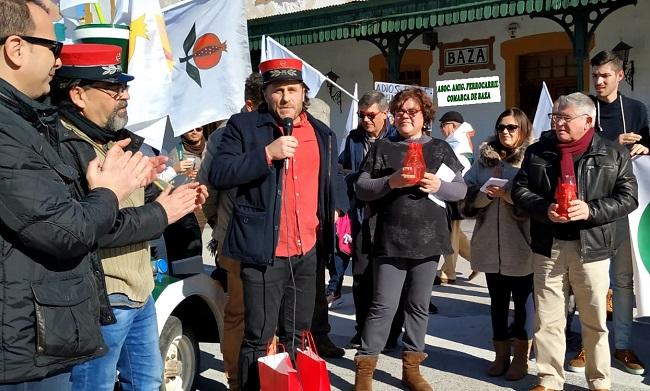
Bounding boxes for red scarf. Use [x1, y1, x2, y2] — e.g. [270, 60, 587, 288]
[556, 127, 595, 179]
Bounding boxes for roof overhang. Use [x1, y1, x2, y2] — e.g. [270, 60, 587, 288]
[248, 0, 635, 50]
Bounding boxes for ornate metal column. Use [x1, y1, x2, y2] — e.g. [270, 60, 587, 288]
[357, 30, 427, 82]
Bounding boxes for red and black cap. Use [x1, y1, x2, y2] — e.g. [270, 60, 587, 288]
[55, 43, 134, 83]
[258, 58, 303, 85]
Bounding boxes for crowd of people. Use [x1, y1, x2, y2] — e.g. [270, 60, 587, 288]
[0, 1, 647, 391]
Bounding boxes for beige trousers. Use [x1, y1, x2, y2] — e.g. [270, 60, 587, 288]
[219, 255, 244, 390]
[533, 239, 610, 390]
[439, 220, 471, 281]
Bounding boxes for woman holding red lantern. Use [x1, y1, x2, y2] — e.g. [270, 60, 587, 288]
[461, 108, 534, 381]
[352, 88, 467, 391]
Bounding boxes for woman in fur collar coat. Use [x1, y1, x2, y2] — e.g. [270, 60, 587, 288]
[462, 107, 534, 381]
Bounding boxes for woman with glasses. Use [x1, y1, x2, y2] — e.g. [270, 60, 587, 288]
[352, 88, 466, 391]
[461, 107, 534, 381]
[164, 126, 207, 261]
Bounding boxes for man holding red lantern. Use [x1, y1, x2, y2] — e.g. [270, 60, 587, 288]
[512, 92, 638, 391]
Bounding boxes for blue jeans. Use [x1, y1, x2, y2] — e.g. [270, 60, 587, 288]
[326, 252, 351, 295]
[0, 372, 70, 391]
[70, 296, 162, 391]
[611, 217, 635, 350]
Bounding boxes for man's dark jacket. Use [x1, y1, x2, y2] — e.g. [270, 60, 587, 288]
[56, 108, 168, 318]
[209, 106, 337, 265]
[0, 79, 118, 382]
[512, 130, 638, 262]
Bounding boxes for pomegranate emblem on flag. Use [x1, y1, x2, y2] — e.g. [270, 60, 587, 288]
[180, 23, 228, 87]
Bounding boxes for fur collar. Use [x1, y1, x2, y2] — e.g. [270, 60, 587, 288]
[479, 136, 531, 168]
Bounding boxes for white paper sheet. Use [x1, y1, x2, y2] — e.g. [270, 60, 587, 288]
[480, 177, 509, 193]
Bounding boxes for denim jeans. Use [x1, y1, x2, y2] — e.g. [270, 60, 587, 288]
[70, 296, 163, 391]
[0, 372, 70, 391]
[611, 217, 635, 350]
[326, 251, 351, 295]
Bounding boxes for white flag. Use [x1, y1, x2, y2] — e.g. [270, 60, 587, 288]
[164, 0, 251, 136]
[629, 157, 650, 318]
[262, 36, 327, 98]
[117, 0, 173, 150]
[340, 83, 358, 153]
[532, 81, 553, 139]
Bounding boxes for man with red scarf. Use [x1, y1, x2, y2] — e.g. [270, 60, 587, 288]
[512, 92, 638, 391]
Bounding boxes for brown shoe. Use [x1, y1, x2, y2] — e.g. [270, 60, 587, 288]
[505, 339, 531, 380]
[467, 271, 481, 281]
[614, 349, 645, 375]
[567, 346, 586, 373]
[402, 351, 433, 391]
[606, 288, 613, 321]
[354, 355, 378, 391]
[487, 339, 511, 377]
[529, 386, 561, 391]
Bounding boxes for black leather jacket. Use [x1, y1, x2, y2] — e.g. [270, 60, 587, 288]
[512, 131, 638, 262]
[0, 79, 117, 382]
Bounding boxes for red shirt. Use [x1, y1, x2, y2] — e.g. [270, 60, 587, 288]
[275, 112, 320, 257]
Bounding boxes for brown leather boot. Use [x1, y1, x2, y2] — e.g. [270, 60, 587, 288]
[505, 339, 532, 380]
[354, 355, 378, 391]
[402, 351, 433, 391]
[487, 339, 511, 376]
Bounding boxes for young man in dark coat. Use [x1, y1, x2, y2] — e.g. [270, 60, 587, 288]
[0, 1, 152, 387]
[209, 58, 338, 391]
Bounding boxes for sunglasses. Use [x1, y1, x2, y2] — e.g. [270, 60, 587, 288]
[496, 124, 519, 132]
[0, 35, 63, 59]
[358, 111, 381, 120]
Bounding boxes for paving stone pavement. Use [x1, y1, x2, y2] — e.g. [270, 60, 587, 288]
[195, 221, 650, 390]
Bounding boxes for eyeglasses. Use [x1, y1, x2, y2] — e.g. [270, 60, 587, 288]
[88, 83, 130, 99]
[394, 108, 421, 118]
[187, 128, 203, 133]
[547, 113, 588, 123]
[358, 111, 381, 120]
[496, 124, 519, 132]
[0, 35, 63, 58]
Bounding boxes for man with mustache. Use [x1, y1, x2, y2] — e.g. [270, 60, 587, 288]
[49, 43, 208, 390]
[210, 58, 338, 390]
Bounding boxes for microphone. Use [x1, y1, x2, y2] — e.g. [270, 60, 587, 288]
[283, 117, 293, 173]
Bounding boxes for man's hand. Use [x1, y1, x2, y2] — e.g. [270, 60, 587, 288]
[146, 155, 168, 185]
[87, 140, 152, 202]
[566, 199, 590, 221]
[618, 132, 642, 145]
[547, 203, 569, 223]
[388, 168, 416, 189]
[156, 182, 208, 224]
[418, 172, 441, 193]
[630, 143, 649, 156]
[265, 136, 298, 160]
[485, 185, 506, 198]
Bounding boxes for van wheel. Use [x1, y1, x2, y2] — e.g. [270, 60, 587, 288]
[159, 315, 199, 391]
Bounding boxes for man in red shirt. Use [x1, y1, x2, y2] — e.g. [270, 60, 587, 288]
[209, 59, 339, 391]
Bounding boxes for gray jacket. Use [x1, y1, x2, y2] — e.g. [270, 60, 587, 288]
[462, 137, 533, 276]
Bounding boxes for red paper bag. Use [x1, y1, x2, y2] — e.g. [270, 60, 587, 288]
[258, 342, 302, 391]
[296, 331, 332, 391]
[402, 142, 426, 186]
